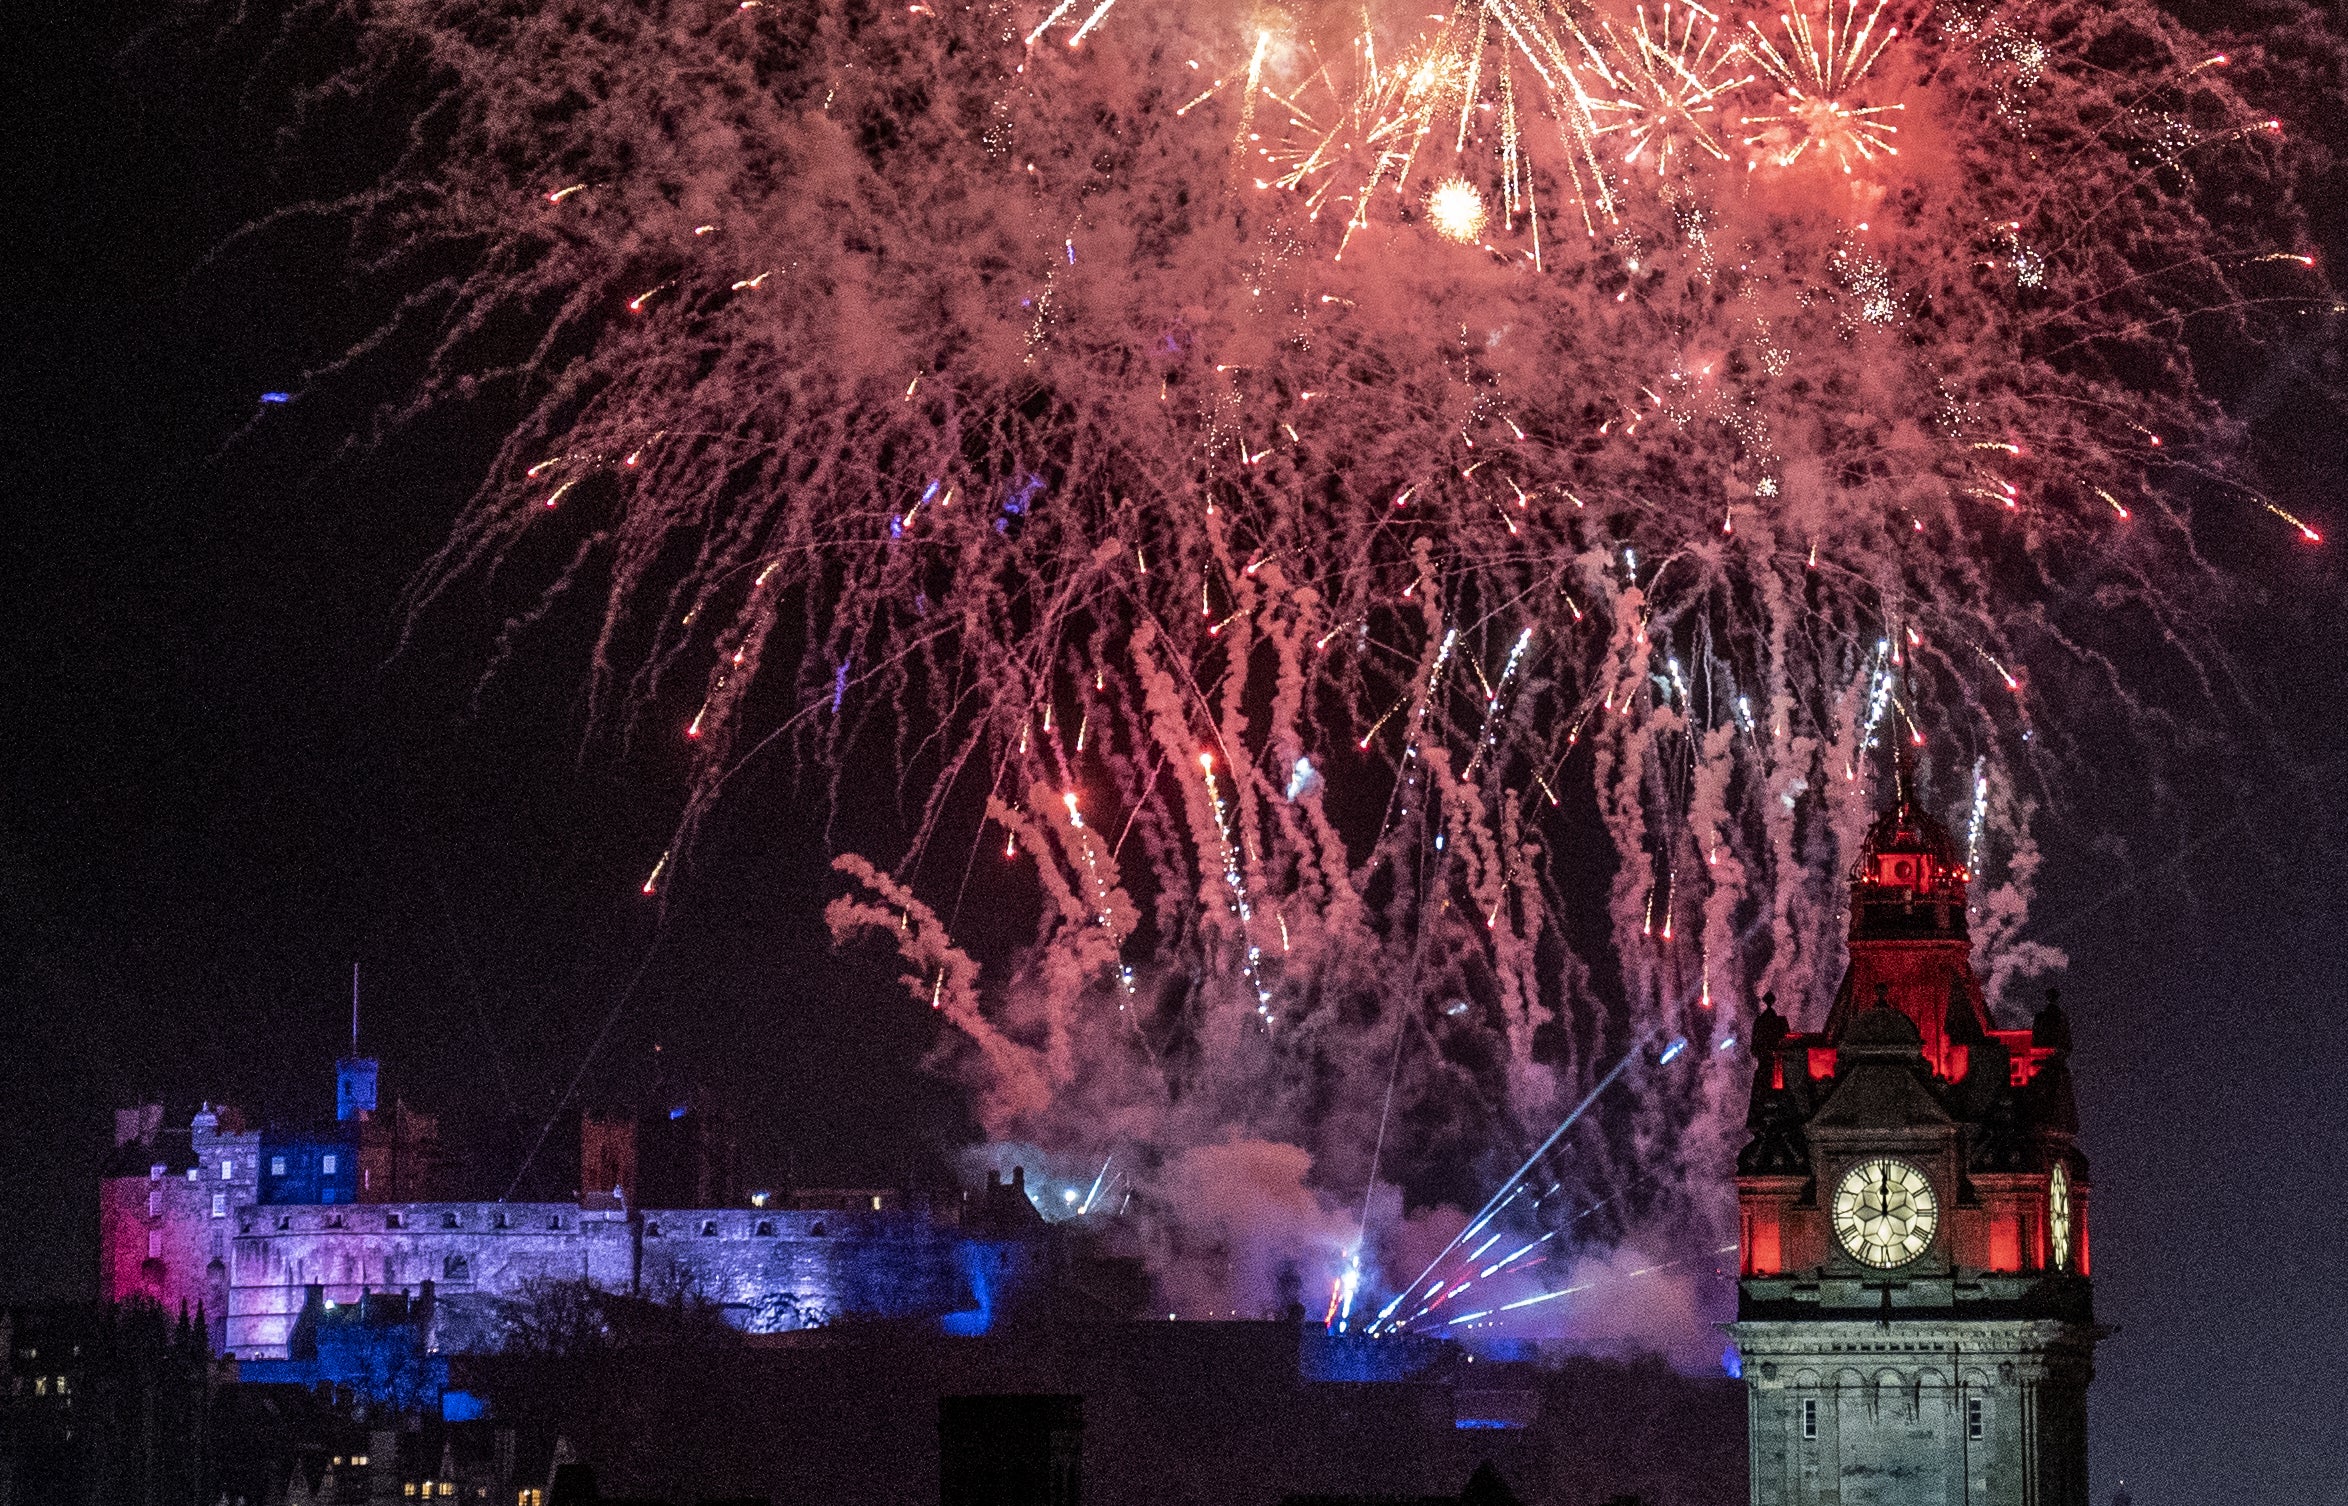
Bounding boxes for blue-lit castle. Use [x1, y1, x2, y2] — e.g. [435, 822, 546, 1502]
[101, 1055, 1056, 1381]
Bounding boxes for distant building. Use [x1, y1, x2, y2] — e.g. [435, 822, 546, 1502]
[98, 1101, 259, 1351]
[1733, 767, 2101, 1504]
[100, 1066, 1057, 1380]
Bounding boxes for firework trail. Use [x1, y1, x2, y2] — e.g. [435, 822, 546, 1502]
[265, 0, 2330, 1331]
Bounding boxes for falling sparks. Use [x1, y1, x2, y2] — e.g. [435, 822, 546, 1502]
[300, 0, 2334, 1336]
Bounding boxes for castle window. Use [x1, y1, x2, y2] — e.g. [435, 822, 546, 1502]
[1800, 1399, 1818, 1440]
[755, 1220, 774, 1237]
[493, 1212, 509, 1229]
[271, 1156, 287, 1177]
[221, 1161, 234, 1181]
[872, 1195, 882, 1211]
[443, 1213, 461, 1229]
[646, 1222, 661, 1238]
[151, 1164, 166, 1181]
[321, 1153, 338, 1174]
[211, 1192, 228, 1218]
[1967, 1397, 1985, 1440]
[546, 1215, 562, 1230]
[701, 1220, 718, 1237]
[147, 1231, 163, 1259]
[147, 1189, 163, 1217]
[276, 1215, 290, 1231]
[186, 1167, 200, 1183]
[811, 1221, 826, 1238]
[443, 1255, 469, 1281]
[386, 1213, 403, 1230]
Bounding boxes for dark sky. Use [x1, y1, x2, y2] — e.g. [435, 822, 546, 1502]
[3, 3, 2345, 1501]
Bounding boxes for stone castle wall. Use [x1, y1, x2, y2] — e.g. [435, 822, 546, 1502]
[110, 1168, 1021, 1358]
[223, 1201, 636, 1357]
[99, 1118, 263, 1351]
[104, 1110, 1040, 1361]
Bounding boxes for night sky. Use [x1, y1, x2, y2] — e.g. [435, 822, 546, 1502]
[4, 2, 2345, 1500]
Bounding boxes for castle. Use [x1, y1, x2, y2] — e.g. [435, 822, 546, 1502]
[100, 1067, 1052, 1370]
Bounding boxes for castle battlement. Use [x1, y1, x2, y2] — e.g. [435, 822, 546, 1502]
[103, 1077, 1054, 1367]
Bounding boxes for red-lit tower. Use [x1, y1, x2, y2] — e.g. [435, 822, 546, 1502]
[1732, 766, 2101, 1505]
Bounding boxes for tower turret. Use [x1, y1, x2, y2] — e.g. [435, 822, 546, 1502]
[1820, 763, 1997, 1081]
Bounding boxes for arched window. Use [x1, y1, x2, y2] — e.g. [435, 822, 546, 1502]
[443, 1254, 470, 1282]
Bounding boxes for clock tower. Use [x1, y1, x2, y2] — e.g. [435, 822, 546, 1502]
[1732, 770, 2101, 1505]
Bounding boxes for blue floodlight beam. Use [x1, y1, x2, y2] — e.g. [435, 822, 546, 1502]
[1078, 1155, 1113, 1216]
[1382, 1039, 1651, 1331]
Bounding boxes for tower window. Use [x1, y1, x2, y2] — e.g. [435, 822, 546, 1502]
[271, 1156, 287, 1177]
[1967, 1397, 1985, 1440]
[1800, 1398, 1818, 1440]
[220, 1161, 235, 1180]
[147, 1190, 163, 1217]
[321, 1153, 338, 1174]
[147, 1231, 163, 1259]
[755, 1220, 774, 1237]
[211, 1192, 227, 1218]
[701, 1220, 718, 1237]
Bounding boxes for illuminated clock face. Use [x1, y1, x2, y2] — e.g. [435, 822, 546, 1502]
[1832, 1158, 1939, 1269]
[2048, 1161, 2073, 1271]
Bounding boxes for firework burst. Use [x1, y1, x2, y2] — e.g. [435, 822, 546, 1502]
[1740, 0, 1908, 171]
[1586, 2, 1755, 180]
[255, 0, 2337, 1329]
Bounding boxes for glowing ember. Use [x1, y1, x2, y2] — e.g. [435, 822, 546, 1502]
[1426, 177, 1489, 241]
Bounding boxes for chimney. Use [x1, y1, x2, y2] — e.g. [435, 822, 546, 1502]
[115, 1104, 164, 1149]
